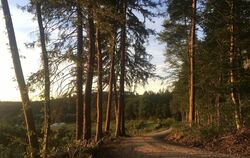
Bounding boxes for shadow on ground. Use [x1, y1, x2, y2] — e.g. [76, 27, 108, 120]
[96, 137, 234, 158]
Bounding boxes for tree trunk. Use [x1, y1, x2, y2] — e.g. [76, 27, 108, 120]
[215, 75, 222, 128]
[188, 0, 197, 128]
[229, 0, 241, 130]
[36, 2, 51, 157]
[195, 108, 199, 126]
[1, 0, 39, 157]
[83, 7, 95, 140]
[197, 110, 200, 127]
[95, 27, 103, 142]
[119, 0, 127, 136]
[76, 1, 84, 140]
[181, 111, 185, 123]
[105, 29, 117, 134]
[215, 93, 221, 127]
[186, 111, 189, 122]
[114, 75, 121, 137]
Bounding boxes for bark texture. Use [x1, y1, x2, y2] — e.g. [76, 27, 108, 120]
[114, 74, 121, 137]
[36, 2, 51, 157]
[118, 0, 127, 136]
[105, 29, 116, 133]
[76, 1, 84, 140]
[229, 0, 241, 130]
[188, 0, 197, 128]
[1, 0, 39, 157]
[84, 7, 95, 140]
[95, 27, 103, 142]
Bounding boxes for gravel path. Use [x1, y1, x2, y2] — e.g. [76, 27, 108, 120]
[98, 130, 242, 158]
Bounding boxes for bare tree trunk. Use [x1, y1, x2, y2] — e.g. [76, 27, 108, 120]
[1, 0, 39, 157]
[229, 0, 241, 130]
[76, 1, 84, 140]
[197, 110, 200, 127]
[215, 76, 222, 128]
[210, 114, 213, 127]
[207, 114, 210, 127]
[105, 29, 117, 134]
[119, 0, 127, 136]
[195, 108, 199, 126]
[215, 94, 221, 127]
[83, 7, 95, 140]
[114, 75, 121, 137]
[36, 2, 51, 157]
[188, 0, 197, 128]
[186, 111, 189, 122]
[95, 27, 103, 142]
[181, 111, 185, 123]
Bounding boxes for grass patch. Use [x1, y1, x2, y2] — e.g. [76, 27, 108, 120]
[125, 118, 175, 136]
[0, 119, 175, 157]
[166, 122, 229, 148]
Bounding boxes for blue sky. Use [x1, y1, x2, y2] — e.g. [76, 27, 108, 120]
[0, 0, 167, 101]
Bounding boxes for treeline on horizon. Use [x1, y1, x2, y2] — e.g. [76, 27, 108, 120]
[0, 91, 172, 124]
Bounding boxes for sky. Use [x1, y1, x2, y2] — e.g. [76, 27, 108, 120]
[0, 0, 167, 101]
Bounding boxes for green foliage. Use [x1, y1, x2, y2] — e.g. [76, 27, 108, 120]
[134, 120, 146, 130]
[0, 102, 23, 124]
[169, 122, 229, 144]
[0, 124, 26, 158]
[169, 123, 203, 145]
[125, 96, 140, 119]
[50, 124, 74, 148]
[155, 118, 176, 129]
[125, 119, 173, 136]
[125, 91, 172, 120]
[200, 126, 220, 139]
[159, 0, 250, 130]
[1, 91, 171, 125]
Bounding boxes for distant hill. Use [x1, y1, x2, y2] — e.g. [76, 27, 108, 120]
[0, 98, 76, 125]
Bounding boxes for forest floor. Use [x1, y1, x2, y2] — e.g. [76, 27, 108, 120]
[97, 129, 242, 158]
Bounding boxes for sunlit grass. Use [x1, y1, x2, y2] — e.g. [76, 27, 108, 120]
[50, 118, 174, 140]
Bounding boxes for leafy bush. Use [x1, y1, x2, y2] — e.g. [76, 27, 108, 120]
[50, 123, 75, 153]
[0, 123, 26, 157]
[135, 120, 146, 129]
[154, 118, 176, 129]
[200, 126, 220, 139]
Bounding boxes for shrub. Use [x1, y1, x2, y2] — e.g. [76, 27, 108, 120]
[0, 124, 26, 157]
[135, 120, 146, 129]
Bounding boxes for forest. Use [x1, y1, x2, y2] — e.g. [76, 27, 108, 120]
[0, 0, 250, 157]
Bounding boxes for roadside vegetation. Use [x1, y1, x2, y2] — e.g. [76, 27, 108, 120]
[1, 96, 249, 157]
[0, 91, 172, 157]
[0, 0, 249, 157]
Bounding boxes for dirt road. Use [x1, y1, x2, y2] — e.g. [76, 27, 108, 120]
[98, 130, 239, 158]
